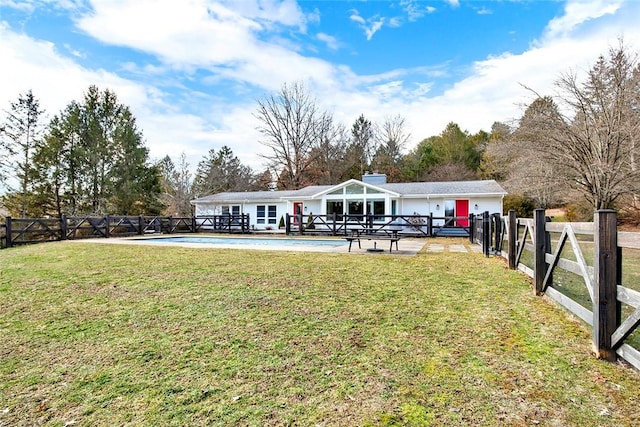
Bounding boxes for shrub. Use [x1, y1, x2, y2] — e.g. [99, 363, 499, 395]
[306, 212, 315, 229]
[564, 201, 593, 222]
[503, 194, 535, 218]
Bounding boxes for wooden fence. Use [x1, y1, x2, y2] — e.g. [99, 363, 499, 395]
[1, 214, 251, 249]
[1, 212, 494, 249]
[285, 212, 475, 237]
[480, 209, 640, 369]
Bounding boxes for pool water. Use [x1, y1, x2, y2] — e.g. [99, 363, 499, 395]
[135, 236, 349, 247]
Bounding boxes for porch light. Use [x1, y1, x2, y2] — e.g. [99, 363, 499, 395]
[436, 204, 440, 210]
[474, 204, 479, 210]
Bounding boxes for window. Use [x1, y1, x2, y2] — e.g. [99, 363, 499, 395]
[222, 205, 241, 215]
[367, 200, 385, 220]
[444, 200, 455, 221]
[256, 205, 266, 224]
[348, 200, 364, 218]
[268, 205, 277, 224]
[257, 205, 277, 225]
[327, 201, 344, 221]
[345, 184, 364, 194]
[256, 205, 277, 225]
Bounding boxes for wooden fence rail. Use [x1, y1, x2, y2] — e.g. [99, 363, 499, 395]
[480, 209, 640, 369]
[1, 214, 251, 249]
[284, 213, 477, 237]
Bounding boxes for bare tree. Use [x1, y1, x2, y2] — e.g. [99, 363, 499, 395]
[423, 162, 477, 182]
[503, 97, 566, 208]
[158, 153, 193, 216]
[305, 122, 351, 185]
[520, 41, 640, 210]
[255, 81, 334, 189]
[371, 115, 411, 182]
[478, 121, 513, 182]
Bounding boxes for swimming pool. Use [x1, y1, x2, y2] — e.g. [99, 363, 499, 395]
[84, 234, 424, 254]
[133, 236, 349, 247]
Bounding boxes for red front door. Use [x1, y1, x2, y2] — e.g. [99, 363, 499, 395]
[455, 200, 469, 227]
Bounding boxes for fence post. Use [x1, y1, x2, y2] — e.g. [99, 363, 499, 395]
[332, 212, 337, 235]
[468, 213, 475, 243]
[507, 210, 517, 270]
[428, 213, 433, 237]
[534, 209, 546, 295]
[298, 214, 303, 235]
[592, 209, 619, 361]
[105, 215, 110, 239]
[285, 213, 291, 235]
[60, 215, 67, 240]
[482, 211, 490, 257]
[492, 213, 502, 252]
[5, 216, 11, 248]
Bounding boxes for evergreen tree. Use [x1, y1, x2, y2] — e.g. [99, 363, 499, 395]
[192, 146, 256, 196]
[31, 85, 163, 216]
[0, 90, 45, 217]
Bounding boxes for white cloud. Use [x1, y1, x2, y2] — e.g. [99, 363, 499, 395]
[2, 0, 640, 175]
[0, 20, 263, 172]
[316, 32, 339, 50]
[217, 0, 308, 32]
[364, 19, 384, 41]
[401, 0, 433, 21]
[349, 10, 365, 25]
[0, 0, 35, 12]
[349, 10, 385, 40]
[543, 0, 624, 40]
[73, 0, 345, 93]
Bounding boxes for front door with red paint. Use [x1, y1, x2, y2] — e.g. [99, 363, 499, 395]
[455, 200, 469, 227]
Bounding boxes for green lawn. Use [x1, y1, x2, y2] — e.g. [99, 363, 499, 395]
[1, 240, 640, 426]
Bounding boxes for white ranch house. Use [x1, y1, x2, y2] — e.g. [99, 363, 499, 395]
[191, 174, 507, 232]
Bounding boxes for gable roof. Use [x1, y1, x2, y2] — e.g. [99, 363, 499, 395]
[280, 178, 401, 200]
[191, 179, 506, 204]
[378, 180, 507, 197]
[191, 189, 301, 204]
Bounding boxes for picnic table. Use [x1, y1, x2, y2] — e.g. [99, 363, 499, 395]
[343, 228, 401, 253]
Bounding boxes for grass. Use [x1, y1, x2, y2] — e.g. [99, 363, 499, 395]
[2, 240, 640, 426]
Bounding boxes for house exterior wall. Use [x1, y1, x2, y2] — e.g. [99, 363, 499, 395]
[195, 201, 289, 230]
[194, 196, 504, 231]
[397, 196, 503, 226]
[191, 179, 506, 231]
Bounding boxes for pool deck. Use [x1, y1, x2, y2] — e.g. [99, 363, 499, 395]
[73, 234, 431, 256]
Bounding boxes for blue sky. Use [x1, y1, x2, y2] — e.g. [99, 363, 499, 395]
[1, 0, 639, 175]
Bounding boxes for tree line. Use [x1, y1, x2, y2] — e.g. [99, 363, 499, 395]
[2, 41, 639, 221]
